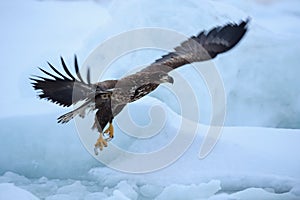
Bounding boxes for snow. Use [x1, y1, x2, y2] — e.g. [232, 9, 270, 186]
[155, 180, 221, 200]
[1, 98, 299, 199]
[84, 192, 108, 200]
[1, 0, 300, 199]
[0, 183, 39, 200]
[55, 181, 88, 199]
[1, 171, 299, 199]
[139, 184, 163, 198]
[290, 185, 300, 196]
[230, 187, 299, 200]
[114, 181, 138, 200]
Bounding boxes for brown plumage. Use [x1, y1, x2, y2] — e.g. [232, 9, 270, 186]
[31, 19, 249, 154]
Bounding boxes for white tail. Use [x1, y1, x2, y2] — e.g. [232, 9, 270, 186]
[57, 101, 95, 124]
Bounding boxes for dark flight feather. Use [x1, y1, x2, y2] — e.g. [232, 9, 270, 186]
[60, 56, 76, 81]
[141, 19, 249, 73]
[31, 56, 95, 107]
[74, 55, 85, 83]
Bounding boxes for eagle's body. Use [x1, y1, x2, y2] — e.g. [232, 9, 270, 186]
[31, 20, 249, 154]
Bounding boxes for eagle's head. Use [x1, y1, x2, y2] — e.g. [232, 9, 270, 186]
[150, 72, 174, 84]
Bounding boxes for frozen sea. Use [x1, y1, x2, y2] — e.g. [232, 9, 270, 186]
[0, 0, 300, 199]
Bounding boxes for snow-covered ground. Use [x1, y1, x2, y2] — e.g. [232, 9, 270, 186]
[1, 0, 300, 199]
[1, 99, 300, 199]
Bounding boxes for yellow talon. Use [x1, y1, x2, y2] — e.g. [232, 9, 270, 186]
[94, 123, 114, 155]
[104, 122, 114, 139]
[94, 133, 107, 155]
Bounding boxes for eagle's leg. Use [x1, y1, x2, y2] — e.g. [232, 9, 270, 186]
[94, 133, 107, 155]
[104, 122, 114, 139]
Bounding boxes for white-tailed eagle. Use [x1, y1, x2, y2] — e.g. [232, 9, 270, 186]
[31, 19, 249, 154]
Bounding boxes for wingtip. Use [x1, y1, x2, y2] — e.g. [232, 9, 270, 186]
[29, 77, 38, 83]
[241, 17, 251, 28]
[74, 54, 78, 66]
[86, 67, 91, 85]
[245, 17, 251, 24]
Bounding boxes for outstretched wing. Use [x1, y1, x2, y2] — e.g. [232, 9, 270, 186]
[141, 19, 249, 73]
[31, 56, 118, 124]
[103, 19, 249, 115]
[31, 56, 117, 107]
[30, 56, 95, 107]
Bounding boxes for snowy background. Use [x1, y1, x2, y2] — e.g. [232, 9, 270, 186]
[1, 0, 300, 199]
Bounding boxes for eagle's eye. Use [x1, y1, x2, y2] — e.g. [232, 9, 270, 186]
[101, 93, 109, 99]
[158, 73, 165, 78]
